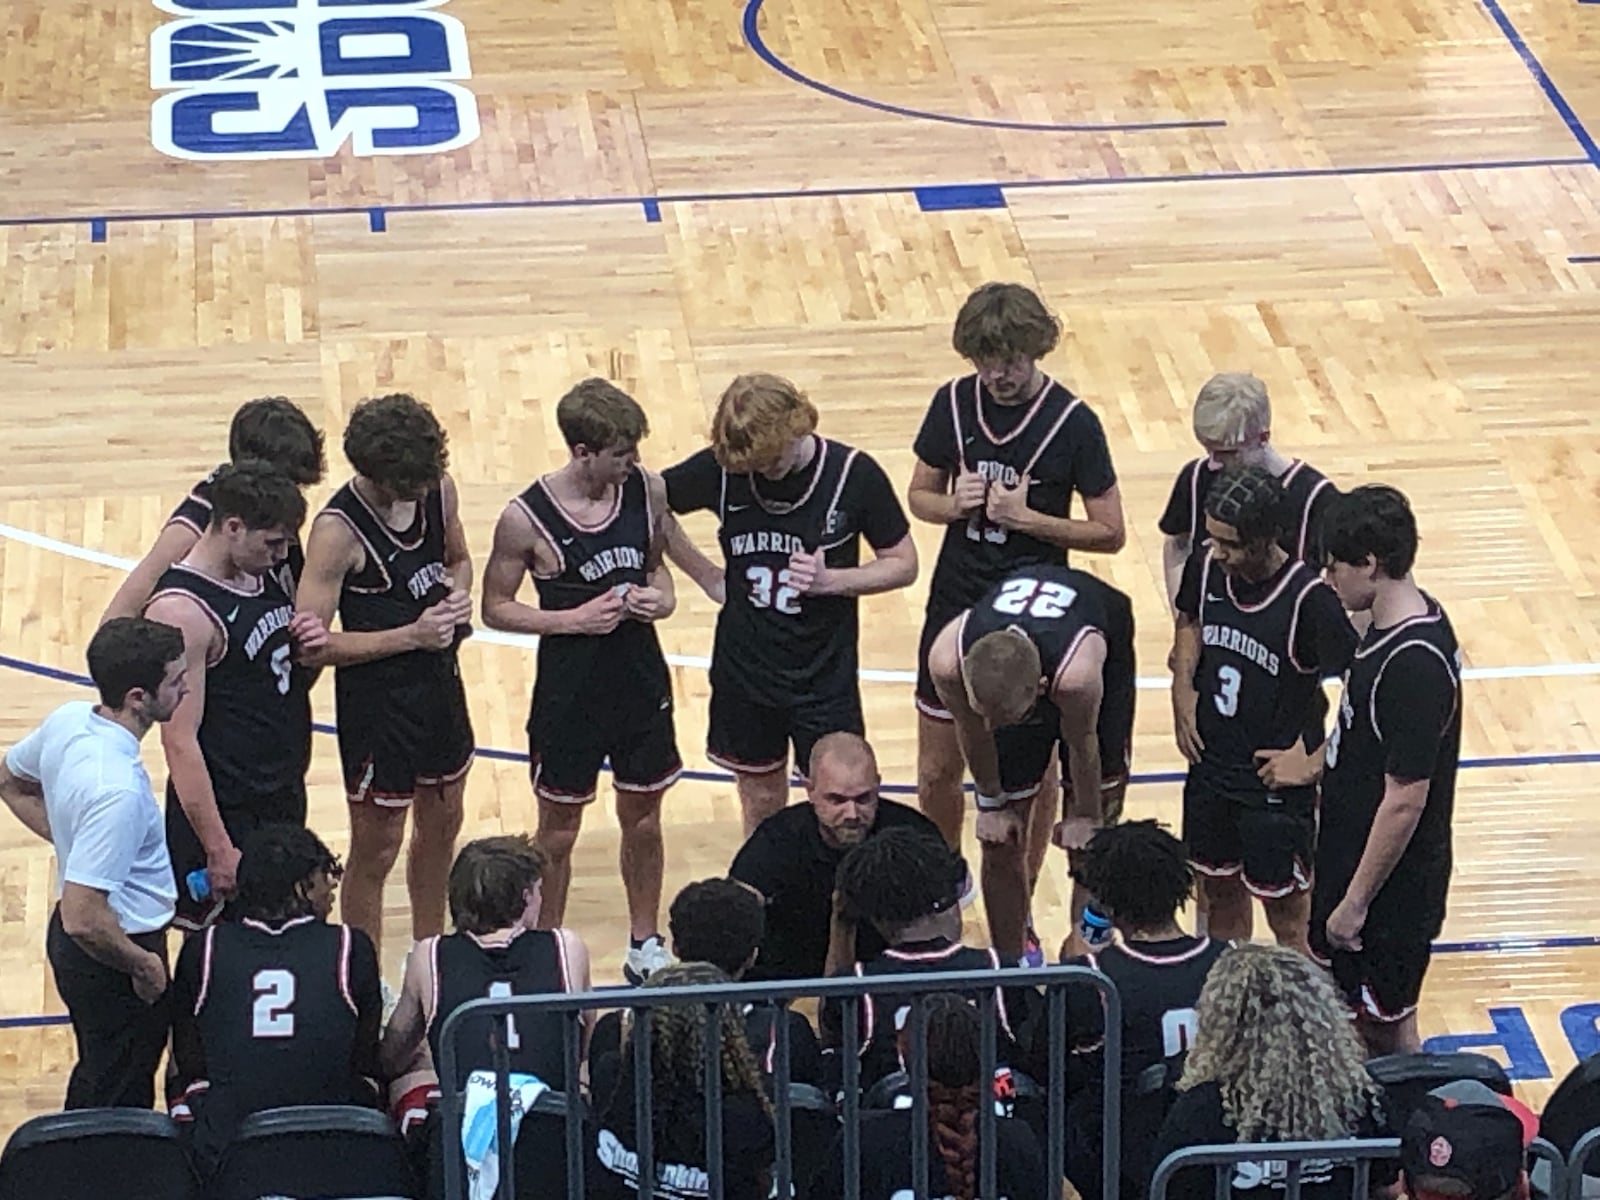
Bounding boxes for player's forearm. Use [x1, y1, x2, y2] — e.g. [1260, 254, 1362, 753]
[1009, 509, 1125, 554]
[446, 550, 474, 598]
[0, 780, 50, 841]
[647, 563, 678, 619]
[1171, 620, 1202, 687]
[1343, 780, 1428, 911]
[953, 721, 1004, 803]
[663, 523, 724, 603]
[101, 559, 167, 625]
[165, 745, 232, 855]
[1162, 536, 1191, 611]
[301, 625, 422, 668]
[820, 552, 916, 598]
[1063, 738, 1103, 823]
[908, 486, 963, 526]
[481, 596, 581, 637]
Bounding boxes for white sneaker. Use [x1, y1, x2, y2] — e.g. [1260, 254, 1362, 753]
[623, 936, 672, 986]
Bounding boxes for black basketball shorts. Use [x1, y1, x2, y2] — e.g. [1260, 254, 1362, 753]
[528, 687, 682, 805]
[915, 600, 964, 721]
[336, 656, 475, 807]
[165, 780, 308, 931]
[706, 675, 864, 780]
[991, 679, 1135, 808]
[1182, 774, 1313, 899]
[1310, 890, 1436, 1023]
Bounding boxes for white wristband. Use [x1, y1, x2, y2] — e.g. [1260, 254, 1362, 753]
[976, 792, 1007, 812]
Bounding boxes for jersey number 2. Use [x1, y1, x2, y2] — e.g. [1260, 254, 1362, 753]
[992, 577, 1076, 619]
[1213, 665, 1241, 717]
[486, 981, 522, 1050]
[251, 969, 296, 1038]
[270, 644, 292, 696]
[745, 565, 802, 615]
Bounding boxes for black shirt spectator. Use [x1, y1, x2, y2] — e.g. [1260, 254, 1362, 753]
[811, 1110, 1045, 1200]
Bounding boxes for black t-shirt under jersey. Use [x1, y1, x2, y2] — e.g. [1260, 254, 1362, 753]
[729, 799, 942, 982]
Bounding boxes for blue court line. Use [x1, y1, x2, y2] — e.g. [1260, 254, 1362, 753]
[0, 155, 1586, 236]
[915, 183, 1007, 212]
[1572, 254, 1600, 263]
[1478, 0, 1600, 166]
[0, 931, 1597, 1031]
[367, 208, 387, 233]
[739, 0, 1225, 135]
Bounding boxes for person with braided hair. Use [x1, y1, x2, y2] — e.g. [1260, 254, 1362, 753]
[591, 962, 775, 1200]
[1152, 943, 1398, 1200]
[814, 993, 1046, 1200]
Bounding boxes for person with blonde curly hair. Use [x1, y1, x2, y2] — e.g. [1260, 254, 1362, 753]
[663, 373, 918, 833]
[590, 962, 776, 1200]
[1152, 943, 1397, 1200]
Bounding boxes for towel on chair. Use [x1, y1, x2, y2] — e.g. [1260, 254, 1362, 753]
[461, 1070, 550, 1200]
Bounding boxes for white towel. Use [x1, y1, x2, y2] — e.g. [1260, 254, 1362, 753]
[460, 1070, 550, 1200]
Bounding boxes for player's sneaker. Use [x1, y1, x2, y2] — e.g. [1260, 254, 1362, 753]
[624, 935, 672, 986]
[1020, 926, 1045, 969]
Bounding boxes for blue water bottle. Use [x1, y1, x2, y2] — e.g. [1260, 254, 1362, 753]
[1079, 903, 1114, 948]
[186, 869, 211, 903]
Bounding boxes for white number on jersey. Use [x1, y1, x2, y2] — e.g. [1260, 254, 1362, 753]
[486, 980, 522, 1050]
[1161, 1006, 1199, 1057]
[1325, 715, 1343, 770]
[251, 969, 297, 1038]
[270, 643, 293, 696]
[992, 577, 1078, 619]
[964, 517, 1009, 546]
[745, 565, 802, 615]
[1213, 665, 1242, 717]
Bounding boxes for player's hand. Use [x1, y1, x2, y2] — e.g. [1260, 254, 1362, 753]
[1255, 742, 1318, 788]
[1053, 816, 1100, 853]
[442, 582, 472, 622]
[287, 611, 329, 655]
[411, 598, 463, 650]
[622, 584, 672, 622]
[951, 470, 988, 517]
[205, 842, 242, 899]
[565, 587, 628, 636]
[1172, 687, 1205, 763]
[975, 806, 1026, 846]
[786, 549, 831, 596]
[1325, 897, 1367, 952]
[132, 952, 169, 1006]
[984, 479, 1033, 530]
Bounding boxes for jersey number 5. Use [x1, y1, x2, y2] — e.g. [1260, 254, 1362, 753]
[251, 969, 296, 1038]
[993, 577, 1076, 619]
[270, 644, 293, 696]
[745, 565, 802, 615]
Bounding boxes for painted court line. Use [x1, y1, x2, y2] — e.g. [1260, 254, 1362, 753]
[4, 521, 1600, 688]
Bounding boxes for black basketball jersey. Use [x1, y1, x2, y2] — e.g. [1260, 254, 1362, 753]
[1189, 553, 1349, 800]
[321, 481, 458, 682]
[959, 565, 1133, 731]
[171, 465, 305, 596]
[713, 437, 869, 705]
[149, 563, 307, 801]
[187, 918, 371, 1116]
[1080, 937, 1228, 1091]
[514, 471, 670, 716]
[427, 929, 571, 1091]
[1318, 600, 1462, 936]
[918, 375, 1116, 613]
[1161, 458, 1337, 563]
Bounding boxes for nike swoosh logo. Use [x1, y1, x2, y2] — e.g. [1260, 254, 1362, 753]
[387, 550, 399, 563]
[226, 605, 240, 623]
[727, 504, 749, 513]
[1204, 593, 1223, 602]
[559, 537, 575, 546]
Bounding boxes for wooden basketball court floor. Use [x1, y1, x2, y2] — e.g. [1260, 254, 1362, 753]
[0, 0, 1598, 1136]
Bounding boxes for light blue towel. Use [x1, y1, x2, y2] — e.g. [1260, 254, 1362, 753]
[461, 1070, 550, 1200]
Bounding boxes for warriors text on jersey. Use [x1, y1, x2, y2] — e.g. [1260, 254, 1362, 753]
[1160, 458, 1337, 562]
[664, 439, 910, 707]
[148, 563, 308, 800]
[1316, 599, 1462, 940]
[320, 481, 460, 684]
[914, 374, 1117, 613]
[1176, 551, 1357, 800]
[514, 470, 671, 719]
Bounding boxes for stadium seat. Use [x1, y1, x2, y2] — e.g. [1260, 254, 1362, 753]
[1538, 1055, 1600, 1197]
[1365, 1051, 1511, 1130]
[0, 1108, 199, 1200]
[208, 1105, 419, 1200]
[782, 1082, 839, 1200]
[418, 1088, 587, 1200]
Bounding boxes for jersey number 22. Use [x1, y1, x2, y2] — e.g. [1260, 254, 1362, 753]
[992, 577, 1076, 619]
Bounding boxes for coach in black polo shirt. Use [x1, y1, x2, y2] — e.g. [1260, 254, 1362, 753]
[730, 732, 943, 982]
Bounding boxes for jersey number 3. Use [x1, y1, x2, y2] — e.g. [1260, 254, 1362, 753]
[1213, 665, 1242, 717]
[993, 577, 1076, 619]
[251, 969, 296, 1038]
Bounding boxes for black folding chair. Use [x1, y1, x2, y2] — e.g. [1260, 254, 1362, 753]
[209, 1105, 419, 1200]
[0, 1109, 198, 1200]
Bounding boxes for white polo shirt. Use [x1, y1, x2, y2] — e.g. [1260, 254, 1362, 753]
[5, 701, 175, 934]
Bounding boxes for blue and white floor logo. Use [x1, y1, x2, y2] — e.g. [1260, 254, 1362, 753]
[150, 0, 479, 161]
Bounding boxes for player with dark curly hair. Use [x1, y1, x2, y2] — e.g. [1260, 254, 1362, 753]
[296, 393, 476, 964]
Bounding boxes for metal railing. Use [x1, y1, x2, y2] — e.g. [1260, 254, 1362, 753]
[437, 964, 1121, 1200]
[1149, 1139, 1402, 1200]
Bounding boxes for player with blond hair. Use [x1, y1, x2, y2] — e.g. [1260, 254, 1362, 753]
[664, 374, 917, 833]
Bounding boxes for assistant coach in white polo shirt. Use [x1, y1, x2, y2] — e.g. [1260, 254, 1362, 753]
[0, 617, 188, 1109]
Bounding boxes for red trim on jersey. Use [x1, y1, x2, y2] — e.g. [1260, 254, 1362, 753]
[749, 436, 828, 516]
[817, 448, 861, 552]
[146, 587, 231, 669]
[1368, 638, 1459, 745]
[1049, 625, 1103, 698]
[417, 756, 473, 787]
[1223, 558, 1303, 613]
[533, 761, 597, 806]
[553, 928, 573, 993]
[1017, 391, 1081, 480]
[428, 936, 442, 1039]
[239, 915, 316, 936]
[163, 561, 266, 598]
[510, 494, 565, 581]
[1359, 984, 1417, 1024]
[973, 374, 1053, 450]
[347, 479, 428, 552]
[338, 925, 356, 1016]
[1284, 575, 1326, 675]
[1116, 938, 1218, 966]
[195, 926, 217, 1015]
[915, 695, 954, 722]
[613, 765, 682, 795]
[1191, 857, 1244, 879]
[705, 748, 788, 776]
[318, 506, 394, 595]
[1241, 856, 1312, 900]
[536, 476, 623, 534]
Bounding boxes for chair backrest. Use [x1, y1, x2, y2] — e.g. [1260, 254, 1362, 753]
[210, 1104, 418, 1200]
[0, 1109, 198, 1200]
[1541, 1054, 1600, 1159]
[1365, 1051, 1512, 1132]
[783, 1083, 839, 1200]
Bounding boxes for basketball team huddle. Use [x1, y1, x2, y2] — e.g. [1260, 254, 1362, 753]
[1, 281, 1461, 1168]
